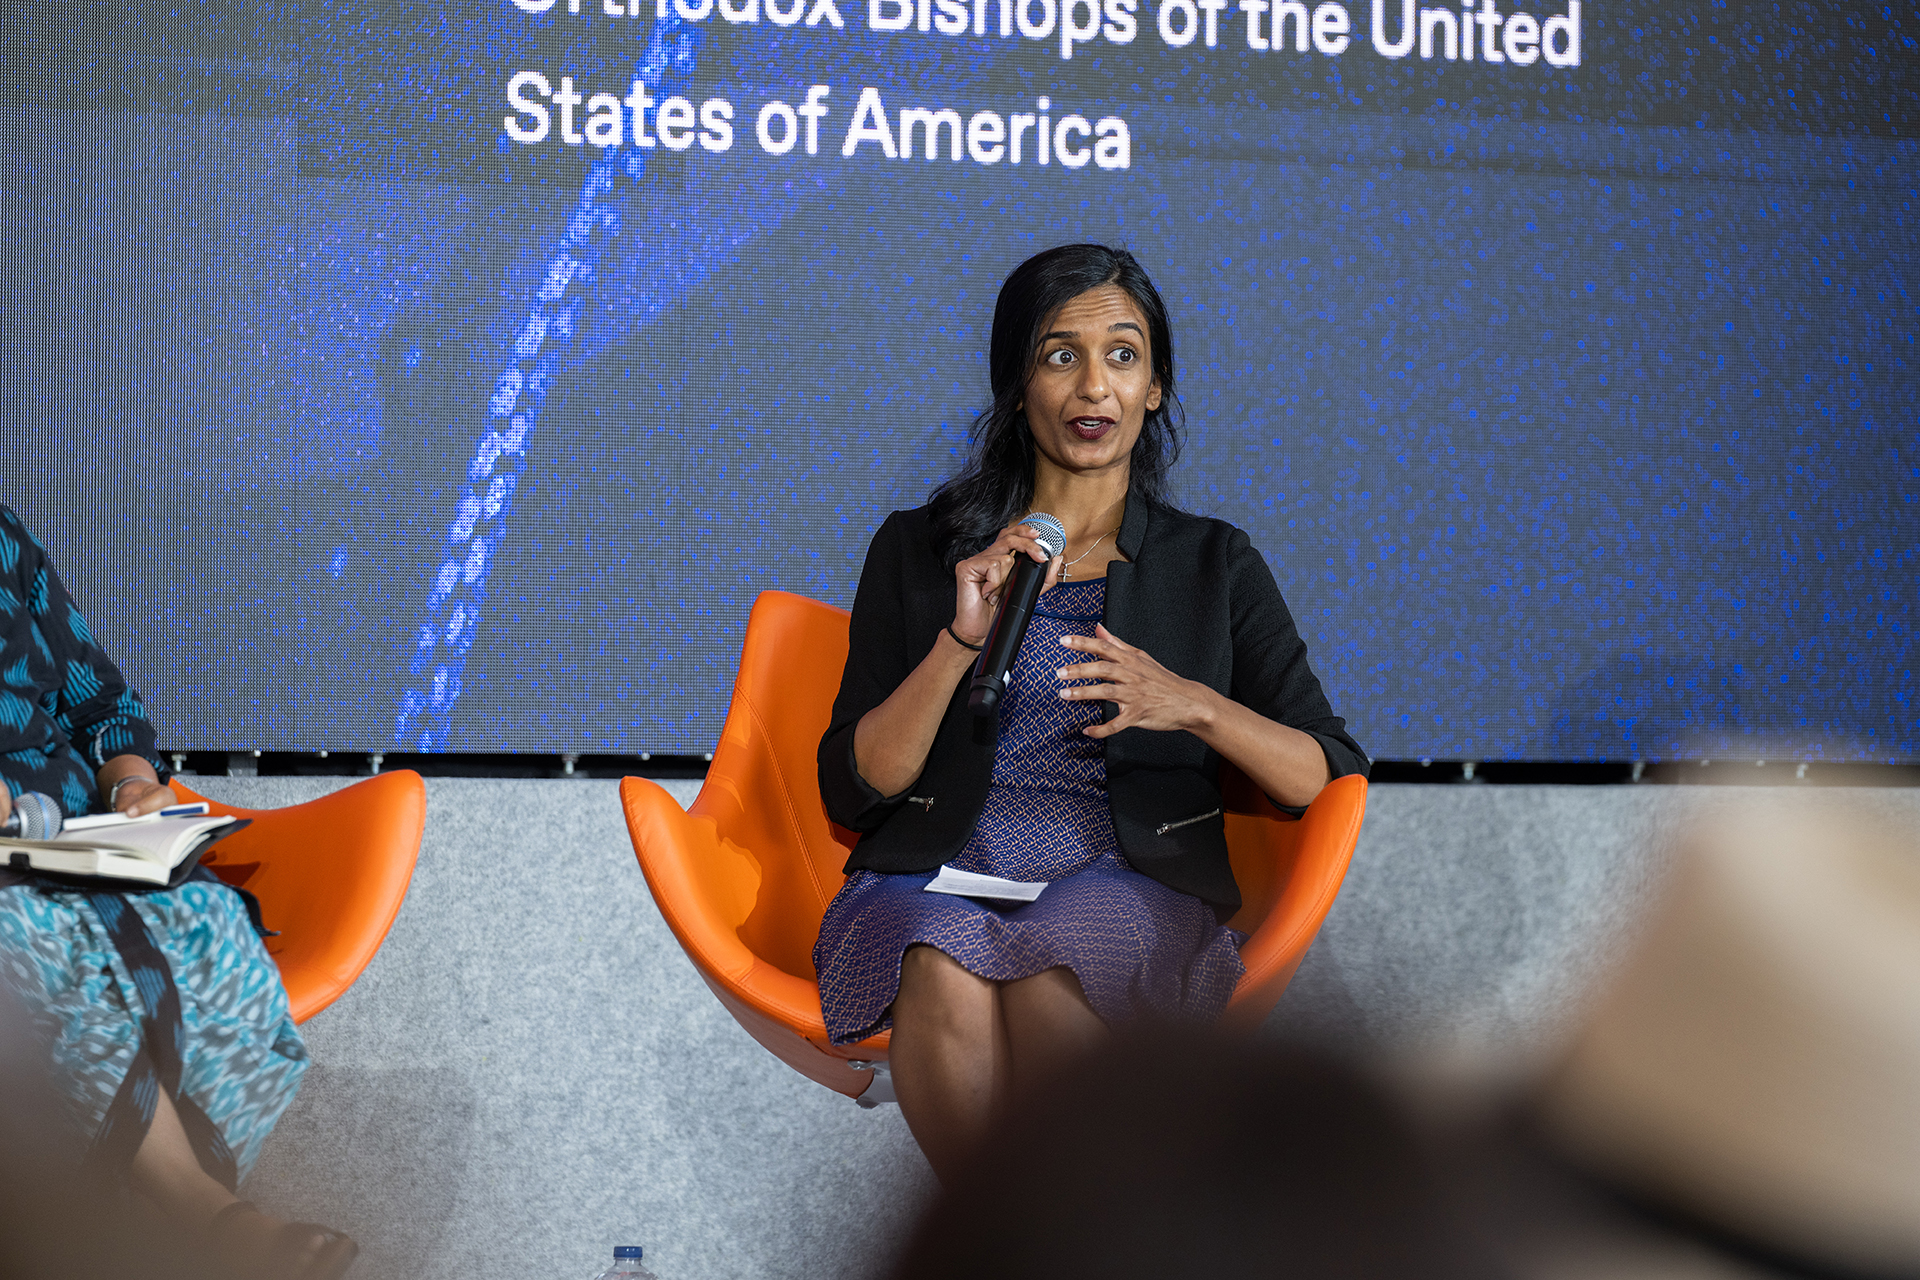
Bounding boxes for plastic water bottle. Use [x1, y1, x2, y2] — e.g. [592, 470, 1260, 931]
[590, 1246, 658, 1280]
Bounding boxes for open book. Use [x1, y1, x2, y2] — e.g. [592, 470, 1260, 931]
[2, 810, 245, 887]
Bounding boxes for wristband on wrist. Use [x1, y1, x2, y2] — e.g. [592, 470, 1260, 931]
[946, 623, 983, 652]
[107, 776, 148, 809]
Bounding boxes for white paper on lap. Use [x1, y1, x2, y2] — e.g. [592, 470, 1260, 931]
[923, 865, 1047, 903]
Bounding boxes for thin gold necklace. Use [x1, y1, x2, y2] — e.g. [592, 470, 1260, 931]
[1059, 530, 1115, 580]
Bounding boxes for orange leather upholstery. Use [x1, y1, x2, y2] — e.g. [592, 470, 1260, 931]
[173, 772, 425, 1024]
[624, 591, 1367, 1100]
[1218, 765, 1368, 1028]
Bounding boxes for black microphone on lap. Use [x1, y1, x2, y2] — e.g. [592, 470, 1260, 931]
[2, 793, 64, 840]
[968, 512, 1068, 718]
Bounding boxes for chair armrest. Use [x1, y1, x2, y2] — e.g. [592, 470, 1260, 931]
[623, 776, 761, 978]
[176, 772, 425, 1023]
[624, 777, 855, 1045]
[1226, 773, 1368, 1025]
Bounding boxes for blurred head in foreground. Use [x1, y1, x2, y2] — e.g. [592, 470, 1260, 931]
[0, 979, 203, 1280]
[1536, 798, 1920, 1277]
[888, 1031, 1507, 1280]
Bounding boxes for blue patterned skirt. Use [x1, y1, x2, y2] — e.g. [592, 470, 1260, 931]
[814, 844, 1246, 1046]
[0, 880, 309, 1179]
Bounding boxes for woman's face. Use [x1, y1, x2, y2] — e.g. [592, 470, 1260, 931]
[1019, 284, 1163, 481]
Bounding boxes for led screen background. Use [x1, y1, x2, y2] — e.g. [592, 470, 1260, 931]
[0, 0, 1912, 760]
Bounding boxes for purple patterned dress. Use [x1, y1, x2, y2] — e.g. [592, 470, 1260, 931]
[813, 578, 1246, 1045]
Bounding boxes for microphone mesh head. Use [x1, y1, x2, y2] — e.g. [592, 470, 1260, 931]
[1023, 513, 1068, 559]
[16, 792, 61, 840]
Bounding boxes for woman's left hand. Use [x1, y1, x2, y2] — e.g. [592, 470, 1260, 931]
[1056, 624, 1219, 739]
[110, 776, 178, 817]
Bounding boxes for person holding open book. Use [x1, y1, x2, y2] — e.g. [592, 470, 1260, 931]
[0, 506, 356, 1278]
[812, 245, 1368, 1184]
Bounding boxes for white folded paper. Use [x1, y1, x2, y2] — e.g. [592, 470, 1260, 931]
[923, 865, 1048, 903]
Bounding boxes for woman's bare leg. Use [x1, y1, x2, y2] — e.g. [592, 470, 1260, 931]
[999, 965, 1108, 1094]
[889, 945, 1008, 1185]
[127, 1089, 237, 1222]
[128, 1090, 329, 1268]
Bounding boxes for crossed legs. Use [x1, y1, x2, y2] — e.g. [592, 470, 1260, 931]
[888, 945, 1109, 1184]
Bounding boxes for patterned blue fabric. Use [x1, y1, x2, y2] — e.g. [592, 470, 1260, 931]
[0, 506, 306, 1180]
[0, 882, 308, 1181]
[814, 579, 1246, 1045]
[0, 505, 167, 816]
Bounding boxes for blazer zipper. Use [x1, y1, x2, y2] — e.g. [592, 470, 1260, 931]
[1155, 807, 1221, 836]
[907, 795, 935, 812]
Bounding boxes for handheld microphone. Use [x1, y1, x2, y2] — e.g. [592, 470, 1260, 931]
[2, 793, 64, 840]
[968, 513, 1068, 718]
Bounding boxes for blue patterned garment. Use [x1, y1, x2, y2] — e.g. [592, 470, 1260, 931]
[0, 882, 309, 1180]
[0, 505, 307, 1182]
[814, 578, 1246, 1045]
[0, 506, 162, 817]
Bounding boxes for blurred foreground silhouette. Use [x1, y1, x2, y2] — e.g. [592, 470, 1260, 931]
[0, 980, 210, 1280]
[888, 1030, 1512, 1280]
[891, 795, 1919, 1280]
[1537, 798, 1919, 1278]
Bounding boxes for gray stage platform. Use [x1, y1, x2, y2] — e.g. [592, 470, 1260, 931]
[202, 776, 1916, 1280]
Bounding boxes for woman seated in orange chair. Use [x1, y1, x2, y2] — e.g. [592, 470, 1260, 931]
[0, 506, 356, 1279]
[814, 244, 1370, 1182]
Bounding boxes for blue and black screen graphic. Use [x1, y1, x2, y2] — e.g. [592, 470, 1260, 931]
[1, 0, 1912, 760]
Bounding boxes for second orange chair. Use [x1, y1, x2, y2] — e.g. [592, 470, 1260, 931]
[624, 591, 1366, 1104]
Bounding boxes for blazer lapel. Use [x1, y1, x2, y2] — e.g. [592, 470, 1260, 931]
[1104, 491, 1151, 646]
[1100, 496, 1153, 728]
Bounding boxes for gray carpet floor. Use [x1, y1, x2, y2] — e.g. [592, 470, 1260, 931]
[189, 776, 1917, 1280]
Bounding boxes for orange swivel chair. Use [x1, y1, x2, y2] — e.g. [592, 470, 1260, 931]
[173, 771, 426, 1023]
[623, 591, 1367, 1104]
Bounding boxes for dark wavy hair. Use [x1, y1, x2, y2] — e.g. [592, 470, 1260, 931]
[928, 244, 1184, 568]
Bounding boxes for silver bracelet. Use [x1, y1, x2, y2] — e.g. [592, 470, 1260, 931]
[107, 776, 146, 809]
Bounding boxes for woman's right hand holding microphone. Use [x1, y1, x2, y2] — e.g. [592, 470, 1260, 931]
[855, 521, 1062, 796]
[950, 521, 1063, 647]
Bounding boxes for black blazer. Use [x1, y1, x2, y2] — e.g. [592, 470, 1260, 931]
[817, 496, 1369, 918]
